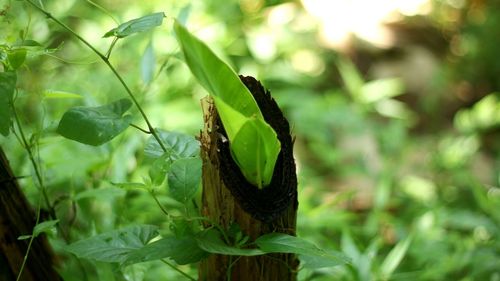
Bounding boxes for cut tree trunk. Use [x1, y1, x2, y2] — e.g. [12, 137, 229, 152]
[198, 76, 299, 281]
[0, 147, 62, 281]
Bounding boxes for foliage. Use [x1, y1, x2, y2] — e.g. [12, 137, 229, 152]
[0, 0, 498, 281]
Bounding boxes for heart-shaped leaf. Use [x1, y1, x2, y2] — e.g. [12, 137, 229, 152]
[57, 98, 132, 146]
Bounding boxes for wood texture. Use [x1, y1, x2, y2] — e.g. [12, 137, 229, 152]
[198, 76, 299, 281]
[0, 147, 62, 281]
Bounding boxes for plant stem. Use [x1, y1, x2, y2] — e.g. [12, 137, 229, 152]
[25, 0, 167, 153]
[160, 259, 196, 281]
[12, 104, 52, 281]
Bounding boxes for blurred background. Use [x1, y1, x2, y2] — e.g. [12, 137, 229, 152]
[1, 0, 499, 280]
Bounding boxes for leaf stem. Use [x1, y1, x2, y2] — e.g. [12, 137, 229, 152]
[160, 259, 196, 281]
[130, 123, 151, 134]
[25, 0, 167, 153]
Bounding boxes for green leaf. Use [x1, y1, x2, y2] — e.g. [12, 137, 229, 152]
[0, 71, 16, 136]
[144, 129, 199, 159]
[168, 157, 202, 203]
[256, 233, 350, 267]
[57, 98, 133, 146]
[124, 236, 207, 265]
[43, 89, 83, 99]
[231, 118, 281, 188]
[17, 219, 59, 240]
[140, 40, 155, 84]
[66, 225, 158, 263]
[104, 12, 165, 38]
[360, 78, 404, 103]
[33, 219, 60, 237]
[196, 229, 265, 256]
[380, 235, 412, 279]
[111, 182, 148, 190]
[174, 21, 281, 188]
[7, 49, 27, 70]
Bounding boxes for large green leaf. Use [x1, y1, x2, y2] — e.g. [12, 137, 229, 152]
[255, 233, 350, 267]
[66, 225, 159, 263]
[57, 98, 132, 146]
[168, 157, 202, 203]
[104, 12, 165, 38]
[196, 229, 265, 256]
[0, 71, 16, 136]
[124, 236, 207, 265]
[174, 21, 280, 188]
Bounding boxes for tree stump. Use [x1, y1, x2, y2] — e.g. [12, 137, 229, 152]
[198, 76, 299, 281]
[0, 147, 62, 281]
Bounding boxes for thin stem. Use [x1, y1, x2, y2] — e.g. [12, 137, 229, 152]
[12, 104, 50, 281]
[12, 101, 53, 217]
[160, 259, 196, 281]
[105, 37, 118, 59]
[150, 190, 170, 217]
[130, 123, 151, 134]
[25, 0, 167, 153]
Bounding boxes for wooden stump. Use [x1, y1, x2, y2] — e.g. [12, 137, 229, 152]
[198, 76, 299, 281]
[0, 147, 62, 281]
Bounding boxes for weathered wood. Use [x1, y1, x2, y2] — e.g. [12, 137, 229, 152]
[0, 147, 62, 281]
[198, 76, 299, 281]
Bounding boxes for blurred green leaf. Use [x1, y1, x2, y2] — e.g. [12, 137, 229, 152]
[360, 78, 405, 103]
[7, 48, 27, 70]
[380, 235, 412, 280]
[140, 40, 155, 84]
[57, 98, 132, 146]
[74, 187, 126, 201]
[0, 71, 16, 136]
[66, 225, 159, 263]
[167, 157, 201, 203]
[103, 12, 165, 38]
[43, 89, 83, 99]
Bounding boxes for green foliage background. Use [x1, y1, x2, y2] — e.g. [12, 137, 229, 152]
[1, 0, 499, 280]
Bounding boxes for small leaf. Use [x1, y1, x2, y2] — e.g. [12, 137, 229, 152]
[0, 71, 17, 136]
[104, 12, 165, 38]
[256, 233, 350, 267]
[43, 89, 83, 99]
[7, 49, 27, 70]
[33, 219, 60, 237]
[380, 235, 412, 279]
[168, 157, 202, 203]
[13, 39, 43, 47]
[144, 129, 199, 159]
[140, 40, 155, 84]
[57, 98, 133, 146]
[66, 225, 158, 263]
[18, 235, 32, 240]
[124, 236, 207, 265]
[196, 229, 265, 256]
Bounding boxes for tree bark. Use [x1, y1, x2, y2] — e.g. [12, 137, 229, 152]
[198, 76, 299, 281]
[0, 147, 62, 281]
